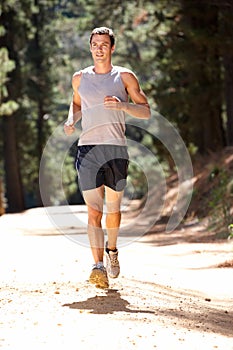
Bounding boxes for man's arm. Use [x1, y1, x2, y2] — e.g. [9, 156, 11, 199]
[104, 72, 151, 119]
[64, 72, 82, 135]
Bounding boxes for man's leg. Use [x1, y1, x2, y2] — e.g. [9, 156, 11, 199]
[82, 185, 109, 288]
[82, 185, 105, 264]
[105, 186, 123, 278]
[105, 186, 123, 249]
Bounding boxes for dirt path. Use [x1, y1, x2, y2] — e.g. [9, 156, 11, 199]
[0, 207, 232, 350]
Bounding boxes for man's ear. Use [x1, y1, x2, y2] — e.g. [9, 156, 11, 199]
[111, 45, 115, 54]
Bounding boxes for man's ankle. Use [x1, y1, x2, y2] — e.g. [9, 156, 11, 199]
[96, 261, 104, 268]
[106, 246, 117, 253]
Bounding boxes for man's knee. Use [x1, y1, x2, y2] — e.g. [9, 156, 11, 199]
[88, 206, 103, 227]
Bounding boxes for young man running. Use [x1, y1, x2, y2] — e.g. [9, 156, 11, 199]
[64, 27, 150, 288]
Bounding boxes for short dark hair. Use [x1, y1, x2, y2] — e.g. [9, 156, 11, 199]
[89, 27, 115, 47]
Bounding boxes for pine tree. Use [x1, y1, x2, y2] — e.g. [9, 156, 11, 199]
[219, 0, 233, 145]
[0, 0, 34, 212]
[25, 0, 61, 206]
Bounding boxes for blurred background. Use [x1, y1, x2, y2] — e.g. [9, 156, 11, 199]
[0, 0, 233, 235]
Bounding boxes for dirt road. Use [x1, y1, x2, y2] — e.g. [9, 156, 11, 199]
[0, 206, 232, 350]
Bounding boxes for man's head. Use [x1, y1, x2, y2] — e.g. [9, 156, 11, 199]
[89, 27, 115, 48]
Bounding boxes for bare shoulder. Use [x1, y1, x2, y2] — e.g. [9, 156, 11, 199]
[72, 71, 82, 88]
[120, 70, 139, 88]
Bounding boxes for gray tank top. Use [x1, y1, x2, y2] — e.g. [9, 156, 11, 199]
[78, 65, 130, 146]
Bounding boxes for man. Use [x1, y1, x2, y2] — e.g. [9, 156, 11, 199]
[64, 27, 150, 289]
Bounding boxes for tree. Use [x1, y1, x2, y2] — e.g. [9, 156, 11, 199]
[169, 0, 225, 152]
[140, 0, 232, 154]
[1, 0, 68, 210]
[25, 0, 61, 206]
[0, 0, 34, 212]
[219, 1, 233, 145]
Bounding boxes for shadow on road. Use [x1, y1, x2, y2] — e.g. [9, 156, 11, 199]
[63, 288, 155, 315]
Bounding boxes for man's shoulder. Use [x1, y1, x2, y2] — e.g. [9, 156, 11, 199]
[113, 66, 136, 80]
[73, 66, 94, 77]
[84, 65, 94, 72]
[113, 65, 134, 74]
[80, 66, 94, 75]
[72, 67, 94, 87]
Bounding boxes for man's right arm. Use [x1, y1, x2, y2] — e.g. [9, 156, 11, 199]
[64, 72, 82, 135]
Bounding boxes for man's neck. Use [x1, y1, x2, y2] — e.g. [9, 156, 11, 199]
[93, 62, 113, 74]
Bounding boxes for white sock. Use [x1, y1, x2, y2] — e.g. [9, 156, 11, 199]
[97, 261, 104, 268]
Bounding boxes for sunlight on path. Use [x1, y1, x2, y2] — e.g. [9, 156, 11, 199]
[0, 207, 232, 350]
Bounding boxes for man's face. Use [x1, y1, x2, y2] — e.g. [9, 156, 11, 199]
[90, 34, 115, 62]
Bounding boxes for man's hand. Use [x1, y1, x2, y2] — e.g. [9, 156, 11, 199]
[64, 122, 75, 136]
[104, 96, 123, 110]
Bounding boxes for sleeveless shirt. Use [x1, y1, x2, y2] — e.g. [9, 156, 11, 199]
[77, 65, 131, 146]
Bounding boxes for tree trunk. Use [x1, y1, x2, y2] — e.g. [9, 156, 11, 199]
[223, 55, 233, 145]
[0, 178, 6, 215]
[1, 5, 26, 212]
[182, 0, 225, 153]
[3, 115, 25, 212]
[32, 0, 48, 207]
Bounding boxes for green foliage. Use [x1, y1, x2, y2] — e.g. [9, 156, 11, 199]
[228, 224, 233, 240]
[208, 168, 233, 237]
[127, 161, 148, 199]
[0, 46, 19, 116]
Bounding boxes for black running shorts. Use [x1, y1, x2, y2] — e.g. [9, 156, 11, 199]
[75, 145, 129, 192]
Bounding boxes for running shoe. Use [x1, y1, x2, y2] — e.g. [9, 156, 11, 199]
[89, 265, 109, 289]
[105, 243, 120, 278]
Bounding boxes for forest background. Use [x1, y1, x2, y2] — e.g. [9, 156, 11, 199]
[1, 0, 233, 235]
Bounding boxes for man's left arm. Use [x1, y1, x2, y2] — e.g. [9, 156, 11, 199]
[104, 72, 151, 119]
